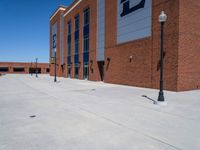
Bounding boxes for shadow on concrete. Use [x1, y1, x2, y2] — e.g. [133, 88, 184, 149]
[141, 95, 157, 104]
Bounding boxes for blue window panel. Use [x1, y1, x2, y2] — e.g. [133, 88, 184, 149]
[68, 35, 71, 43]
[84, 8, 90, 25]
[83, 37, 89, 52]
[74, 30, 79, 41]
[75, 41, 79, 54]
[68, 21, 71, 35]
[83, 52, 89, 63]
[75, 15, 79, 31]
[74, 54, 79, 64]
[83, 24, 89, 37]
[67, 56, 71, 65]
[68, 44, 71, 56]
[68, 38, 71, 56]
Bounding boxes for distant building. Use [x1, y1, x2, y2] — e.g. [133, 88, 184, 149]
[49, 0, 200, 91]
[0, 62, 50, 74]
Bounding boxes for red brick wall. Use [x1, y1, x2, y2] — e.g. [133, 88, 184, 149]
[151, 0, 180, 91]
[49, 0, 200, 91]
[62, 0, 101, 81]
[0, 62, 49, 74]
[104, 0, 180, 91]
[177, 0, 200, 91]
[50, 8, 65, 77]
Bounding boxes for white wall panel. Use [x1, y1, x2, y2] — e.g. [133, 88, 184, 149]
[97, 0, 105, 61]
[117, 0, 152, 44]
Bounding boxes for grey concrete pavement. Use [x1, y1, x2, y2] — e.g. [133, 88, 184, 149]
[0, 74, 200, 150]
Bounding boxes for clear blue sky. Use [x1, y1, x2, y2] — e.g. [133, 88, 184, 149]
[0, 0, 73, 63]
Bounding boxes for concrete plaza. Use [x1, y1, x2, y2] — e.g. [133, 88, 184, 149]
[0, 74, 200, 150]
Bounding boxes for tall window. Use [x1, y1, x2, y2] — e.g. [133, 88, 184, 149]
[74, 15, 79, 63]
[74, 15, 79, 78]
[83, 8, 90, 64]
[83, 8, 90, 79]
[67, 21, 72, 78]
[67, 21, 72, 66]
[84, 8, 90, 26]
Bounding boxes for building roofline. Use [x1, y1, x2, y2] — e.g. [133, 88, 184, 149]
[50, 6, 67, 21]
[63, 0, 82, 17]
[0, 62, 49, 65]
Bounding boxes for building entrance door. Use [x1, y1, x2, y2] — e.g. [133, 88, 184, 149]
[98, 61, 104, 81]
[75, 66, 79, 79]
[84, 65, 89, 80]
[67, 66, 71, 78]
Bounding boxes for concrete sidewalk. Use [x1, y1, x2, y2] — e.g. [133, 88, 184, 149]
[0, 74, 200, 150]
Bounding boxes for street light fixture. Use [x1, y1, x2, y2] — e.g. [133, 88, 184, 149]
[54, 48, 57, 82]
[31, 62, 33, 76]
[157, 11, 167, 102]
[35, 58, 38, 78]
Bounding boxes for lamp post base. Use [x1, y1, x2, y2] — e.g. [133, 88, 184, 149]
[156, 101, 168, 106]
[157, 91, 165, 102]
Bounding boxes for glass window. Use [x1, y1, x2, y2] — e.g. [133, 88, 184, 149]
[75, 15, 79, 31]
[68, 41, 71, 56]
[68, 21, 71, 35]
[84, 37, 89, 52]
[67, 67, 71, 78]
[74, 15, 79, 55]
[74, 15, 79, 64]
[67, 21, 72, 65]
[83, 8, 89, 50]
[84, 8, 90, 25]
[13, 67, 25, 72]
[0, 67, 9, 72]
[46, 68, 50, 73]
[75, 67, 79, 79]
[75, 41, 79, 54]
[84, 65, 89, 80]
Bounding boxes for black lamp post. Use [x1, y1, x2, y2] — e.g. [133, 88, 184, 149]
[35, 58, 38, 78]
[54, 48, 57, 82]
[158, 11, 167, 102]
[31, 62, 33, 76]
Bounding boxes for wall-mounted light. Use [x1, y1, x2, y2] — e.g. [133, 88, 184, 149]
[129, 55, 133, 62]
[78, 61, 81, 68]
[106, 57, 111, 71]
[90, 60, 93, 73]
[61, 64, 64, 70]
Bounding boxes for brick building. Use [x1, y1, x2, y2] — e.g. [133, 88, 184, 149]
[49, 0, 200, 91]
[0, 62, 50, 74]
